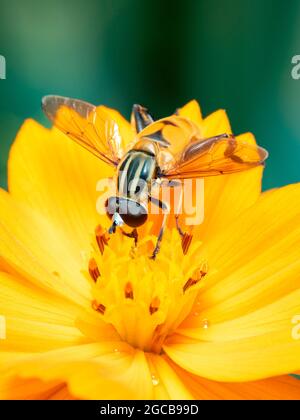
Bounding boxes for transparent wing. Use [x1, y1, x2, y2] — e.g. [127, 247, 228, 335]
[42, 95, 125, 166]
[162, 134, 269, 179]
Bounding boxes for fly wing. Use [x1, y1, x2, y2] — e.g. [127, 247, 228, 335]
[42, 95, 126, 166]
[162, 134, 268, 179]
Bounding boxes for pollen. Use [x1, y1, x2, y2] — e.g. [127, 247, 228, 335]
[87, 226, 207, 353]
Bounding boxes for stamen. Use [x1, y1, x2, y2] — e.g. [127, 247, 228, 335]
[125, 282, 134, 299]
[183, 277, 198, 293]
[91, 300, 106, 314]
[88, 258, 100, 282]
[183, 262, 208, 293]
[149, 297, 160, 315]
[95, 225, 110, 254]
[88, 227, 207, 352]
[182, 232, 193, 255]
[198, 261, 208, 277]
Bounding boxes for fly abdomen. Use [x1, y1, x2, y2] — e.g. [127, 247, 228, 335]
[118, 150, 157, 198]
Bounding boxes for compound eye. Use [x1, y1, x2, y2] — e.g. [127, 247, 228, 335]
[105, 197, 119, 219]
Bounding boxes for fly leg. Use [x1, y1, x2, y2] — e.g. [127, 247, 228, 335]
[148, 196, 170, 260]
[152, 178, 186, 238]
[108, 212, 124, 234]
[121, 228, 138, 246]
[132, 104, 154, 133]
[167, 179, 185, 238]
[166, 179, 194, 255]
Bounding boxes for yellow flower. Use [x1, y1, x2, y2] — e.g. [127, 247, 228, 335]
[0, 100, 300, 400]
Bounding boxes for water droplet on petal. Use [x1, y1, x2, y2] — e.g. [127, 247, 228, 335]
[201, 319, 210, 329]
[113, 348, 119, 353]
[193, 311, 200, 317]
[151, 374, 159, 386]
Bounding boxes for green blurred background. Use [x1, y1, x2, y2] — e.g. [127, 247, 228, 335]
[0, 0, 300, 190]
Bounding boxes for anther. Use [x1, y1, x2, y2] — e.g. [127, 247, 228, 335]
[183, 277, 198, 293]
[91, 300, 106, 314]
[183, 262, 208, 293]
[95, 225, 110, 254]
[149, 297, 160, 315]
[125, 282, 134, 299]
[199, 261, 208, 277]
[88, 258, 100, 282]
[182, 232, 193, 255]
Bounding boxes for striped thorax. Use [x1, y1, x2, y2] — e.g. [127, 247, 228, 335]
[117, 139, 158, 200]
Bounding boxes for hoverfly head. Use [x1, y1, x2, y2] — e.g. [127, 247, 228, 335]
[106, 196, 148, 229]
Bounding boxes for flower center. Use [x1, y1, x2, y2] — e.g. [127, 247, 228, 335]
[86, 225, 207, 353]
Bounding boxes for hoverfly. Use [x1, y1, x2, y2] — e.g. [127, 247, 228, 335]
[42, 96, 268, 259]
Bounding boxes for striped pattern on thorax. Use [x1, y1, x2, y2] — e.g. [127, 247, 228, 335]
[118, 150, 157, 198]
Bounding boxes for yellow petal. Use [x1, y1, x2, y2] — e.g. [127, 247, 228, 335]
[180, 287, 300, 343]
[187, 183, 300, 324]
[0, 188, 90, 304]
[147, 354, 193, 399]
[8, 119, 113, 254]
[177, 100, 202, 126]
[194, 165, 263, 241]
[0, 272, 90, 352]
[170, 360, 300, 400]
[165, 184, 300, 381]
[192, 109, 262, 241]
[1, 342, 154, 400]
[165, 312, 300, 382]
[49, 385, 77, 400]
[201, 109, 231, 138]
[0, 352, 32, 367]
[0, 376, 64, 400]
